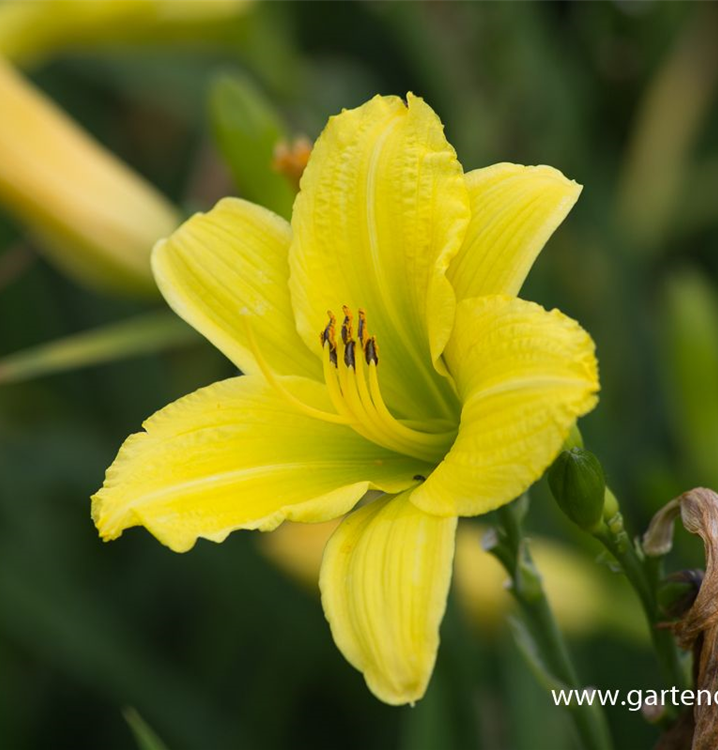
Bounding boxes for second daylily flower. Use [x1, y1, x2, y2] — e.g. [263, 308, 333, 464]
[92, 93, 599, 705]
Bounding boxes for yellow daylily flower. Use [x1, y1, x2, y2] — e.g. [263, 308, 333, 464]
[92, 94, 598, 705]
[0, 58, 179, 295]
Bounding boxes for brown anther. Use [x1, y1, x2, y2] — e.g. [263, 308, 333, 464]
[321, 311, 337, 347]
[344, 340, 356, 369]
[320, 312, 338, 366]
[365, 336, 379, 365]
[357, 309, 368, 347]
[341, 305, 353, 345]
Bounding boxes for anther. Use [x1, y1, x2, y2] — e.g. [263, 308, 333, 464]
[341, 305, 353, 345]
[357, 309, 368, 347]
[320, 311, 339, 367]
[365, 336, 379, 365]
[344, 339, 356, 369]
[321, 311, 337, 347]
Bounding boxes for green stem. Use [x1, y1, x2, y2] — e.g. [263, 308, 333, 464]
[596, 521, 688, 695]
[494, 504, 614, 750]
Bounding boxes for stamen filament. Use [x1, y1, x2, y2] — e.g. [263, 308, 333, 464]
[323, 342, 359, 420]
[367, 362, 454, 445]
[319, 308, 457, 463]
[351, 358, 441, 460]
[366, 362, 456, 446]
[243, 318, 351, 426]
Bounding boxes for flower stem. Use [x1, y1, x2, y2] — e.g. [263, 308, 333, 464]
[492, 500, 614, 750]
[595, 516, 689, 696]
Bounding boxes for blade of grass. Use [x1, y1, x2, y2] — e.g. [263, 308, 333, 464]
[124, 708, 170, 750]
[0, 311, 197, 385]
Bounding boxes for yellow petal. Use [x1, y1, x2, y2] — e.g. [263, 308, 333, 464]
[320, 490, 457, 705]
[92, 376, 430, 552]
[289, 93, 469, 420]
[412, 295, 599, 517]
[0, 58, 179, 296]
[447, 163, 581, 302]
[153, 197, 320, 379]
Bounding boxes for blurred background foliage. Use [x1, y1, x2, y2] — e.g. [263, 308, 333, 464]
[1, 2, 718, 749]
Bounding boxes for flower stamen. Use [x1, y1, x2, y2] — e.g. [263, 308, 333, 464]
[341, 305, 354, 345]
[320, 308, 456, 462]
[243, 317, 350, 426]
[320, 310, 338, 366]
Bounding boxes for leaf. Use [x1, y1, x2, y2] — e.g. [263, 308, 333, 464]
[663, 269, 718, 489]
[124, 708, 170, 750]
[0, 311, 197, 385]
[209, 72, 295, 219]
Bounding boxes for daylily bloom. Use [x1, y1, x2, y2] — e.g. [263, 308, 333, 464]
[92, 94, 599, 705]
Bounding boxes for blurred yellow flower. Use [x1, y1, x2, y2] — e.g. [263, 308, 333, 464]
[0, 58, 179, 295]
[260, 520, 642, 640]
[93, 94, 597, 704]
[0, 0, 249, 65]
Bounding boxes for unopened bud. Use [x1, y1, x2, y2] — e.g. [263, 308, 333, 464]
[548, 447, 606, 531]
[0, 0, 249, 66]
[562, 423, 584, 451]
[0, 59, 180, 296]
[602, 487, 620, 521]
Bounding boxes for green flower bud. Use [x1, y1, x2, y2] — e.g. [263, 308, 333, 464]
[548, 448, 606, 531]
[562, 423, 584, 451]
[602, 487, 620, 521]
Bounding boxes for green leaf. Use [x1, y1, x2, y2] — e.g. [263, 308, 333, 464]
[124, 708, 170, 750]
[663, 268, 718, 488]
[0, 311, 197, 385]
[209, 72, 295, 219]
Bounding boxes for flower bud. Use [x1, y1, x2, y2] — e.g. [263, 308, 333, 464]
[562, 422, 584, 451]
[0, 59, 180, 296]
[0, 0, 249, 66]
[548, 447, 606, 531]
[602, 487, 620, 521]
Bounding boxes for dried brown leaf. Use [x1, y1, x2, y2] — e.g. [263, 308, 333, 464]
[664, 489, 718, 750]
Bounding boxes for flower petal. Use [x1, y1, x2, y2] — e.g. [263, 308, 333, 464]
[152, 197, 320, 379]
[289, 94, 469, 420]
[92, 376, 431, 552]
[320, 490, 457, 705]
[447, 163, 581, 302]
[411, 295, 599, 517]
